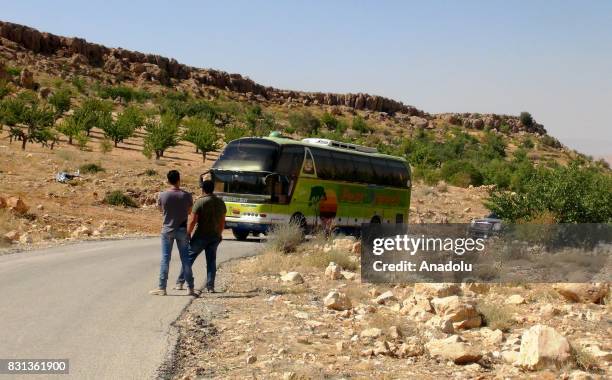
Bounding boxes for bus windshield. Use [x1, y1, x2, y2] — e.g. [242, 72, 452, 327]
[213, 138, 279, 172]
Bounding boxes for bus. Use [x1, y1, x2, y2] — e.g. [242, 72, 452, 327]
[210, 132, 412, 240]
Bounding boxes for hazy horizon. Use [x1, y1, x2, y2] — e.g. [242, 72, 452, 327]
[2, 1, 611, 157]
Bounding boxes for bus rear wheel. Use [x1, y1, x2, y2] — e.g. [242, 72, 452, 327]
[370, 216, 382, 224]
[232, 228, 249, 241]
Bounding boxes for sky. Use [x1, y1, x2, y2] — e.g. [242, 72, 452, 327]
[3, 1, 611, 156]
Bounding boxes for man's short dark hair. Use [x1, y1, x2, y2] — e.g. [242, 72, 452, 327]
[201, 179, 214, 194]
[167, 170, 180, 185]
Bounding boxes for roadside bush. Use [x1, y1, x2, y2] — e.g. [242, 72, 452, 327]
[477, 302, 515, 332]
[79, 163, 105, 174]
[540, 134, 562, 148]
[486, 161, 612, 223]
[99, 138, 113, 154]
[104, 190, 138, 208]
[265, 222, 304, 254]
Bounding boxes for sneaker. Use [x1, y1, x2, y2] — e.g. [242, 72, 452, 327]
[149, 288, 167, 296]
[206, 287, 215, 293]
[172, 284, 184, 290]
[188, 288, 198, 297]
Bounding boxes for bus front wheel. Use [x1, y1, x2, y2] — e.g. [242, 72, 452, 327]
[232, 228, 249, 241]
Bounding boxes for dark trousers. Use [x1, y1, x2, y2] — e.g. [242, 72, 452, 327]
[177, 235, 221, 289]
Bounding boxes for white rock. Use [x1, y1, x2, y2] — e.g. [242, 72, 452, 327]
[359, 327, 382, 339]
[431, 295, 481, 329]
[323, 291, 352, 311]
[414, 283, 461, 298]
[425, 335, 482, 364]
[506, 294, 526, 305]
[554, 283, 609, 304]
[517, 324, 570, 370]
[281, 271, 304, 284]
[325, 262, 343, 280]
[374, 290, 397, 305]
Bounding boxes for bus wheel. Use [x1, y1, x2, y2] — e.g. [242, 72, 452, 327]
[290, 213, 307, 235]
[232, 228, 249, 241]
[370, 216, 381, 224]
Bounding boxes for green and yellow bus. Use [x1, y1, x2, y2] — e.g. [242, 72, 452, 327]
[211, 132, 411, 240]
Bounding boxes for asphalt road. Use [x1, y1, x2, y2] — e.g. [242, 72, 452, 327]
[0, 237, 260, 380]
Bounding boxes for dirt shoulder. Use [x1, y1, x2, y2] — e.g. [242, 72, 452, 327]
[170, 238, 610, 379]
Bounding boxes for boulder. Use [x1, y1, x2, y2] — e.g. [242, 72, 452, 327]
[4, 230, 20, 242]
[506, 294, 526, 305]
[554, 283, 609, 304]
[374, 290, 397, 305]
[431, 296, 481, 329]
[19, 68, 35, 89]
[341, 271, 356, 281]
[360, 327, 382, 339]
[71, 225, 92, 238]
[396, 342, 424, 358]
[325, 262, 343, 280]
[480, 327, 504, 346]
[425, 315, 454, 334]
[517, 324, 570, 370]
[461, 282, 490, 294]
[323, 291, 352, 311]
[425, 335, 482, 364]
[414, 283, 461, 298]
[19, 233, 32, 244]
[6, 196, 28, 214]
[280, 271, 304, 284]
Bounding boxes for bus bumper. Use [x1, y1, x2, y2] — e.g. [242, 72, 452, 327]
[225, 221, 271, 233]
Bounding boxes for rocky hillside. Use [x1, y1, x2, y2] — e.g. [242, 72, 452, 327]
[0, 20, 546, 135]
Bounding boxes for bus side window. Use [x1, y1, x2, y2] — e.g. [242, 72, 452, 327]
[352, 155, 375, 183]
[311, 148, 335, 179]
[277, 145, 305, 177]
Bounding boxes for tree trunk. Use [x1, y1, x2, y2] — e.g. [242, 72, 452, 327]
[114, 140, 118, 147]
[155, 150, 161, 160]
[202, 151, 206, 163]
[68, 136, 73, 145]
[21, 136, 27, 150]
[195, 147, 199, 153]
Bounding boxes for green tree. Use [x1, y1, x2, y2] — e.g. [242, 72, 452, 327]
[183, 118, 219, 162]
[73, 99, 112, 136]
[143, 113, 180, 159]
[102, 106, 144, 147]
[244, 105, 275, 136]
[486, 162, 612, 223]
[320, 112, 339, 131]
[48, 88, 72, 118]
[288, 110, 320, 136]
[519, 111, 533, 128]
[0, 93, 54, 150]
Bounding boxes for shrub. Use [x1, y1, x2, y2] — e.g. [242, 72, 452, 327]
[486, 161, 612, 223]
[519, 111, 533, 128]
[182, 117, 219, 162]
[99, 138, 113, 154]
[288, 110, 320, 136]
[499, 124, 510, 134]
[104, 191, 138, 207]
[143, 169, 157, 176]
[75, 131, 89, 151]
[351, 115, 370, 133]
[571, 344, 599, 371]
[79, 163, 105, 174]
[320, 112, 339, 130]
[48, 88, 72, 117]
[303, 249, 358, 271]
[244, 105, 276, 136]
[521, 138, 534, 149]
[265, 222, 304, 253]
[540, 134, 562, 148]
[71, 76, 86, 93]
[143, 113, 180, 159]
[477, 302, 515, 332]
[0, 80, 12, 99]
[5, 66, 21, 76]
[440, 160, 483, 187]
[97, 85, 151, 102]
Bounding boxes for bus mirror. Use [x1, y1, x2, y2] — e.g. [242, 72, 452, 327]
[406, 180, 411, 188]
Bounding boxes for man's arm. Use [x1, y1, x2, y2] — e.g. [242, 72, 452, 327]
[188, 212, 198, 236]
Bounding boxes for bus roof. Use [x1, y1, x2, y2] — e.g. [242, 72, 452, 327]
[235, 135, 408, 163]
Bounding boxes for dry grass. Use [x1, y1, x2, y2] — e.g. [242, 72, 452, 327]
[0, 209, 17, 247]
[265, 222, 304, 253]
[570, 344, 599, 371]
[477, 301, 516, 332]
[302, 249, 358, 271]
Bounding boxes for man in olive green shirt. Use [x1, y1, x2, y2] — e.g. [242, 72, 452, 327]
[176, 179, 226, 292]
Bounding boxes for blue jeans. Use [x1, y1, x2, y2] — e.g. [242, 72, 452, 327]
[159, 228, 194, 290]
[177, 236, 221, 289]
